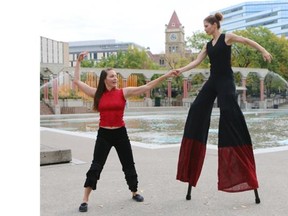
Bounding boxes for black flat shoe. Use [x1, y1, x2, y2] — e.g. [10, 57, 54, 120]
[79, 202, 88, 212]
[132, 194, 144, 202]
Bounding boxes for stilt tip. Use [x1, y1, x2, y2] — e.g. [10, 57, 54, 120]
[255, 198, 261, 204]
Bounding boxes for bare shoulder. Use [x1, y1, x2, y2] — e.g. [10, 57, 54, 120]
[199, 44, 207, 54]
[122, 86, 133, 98]
[225, 32, 245, 45]
[203, 43, 207, 50]
[224, 33, 234, 45]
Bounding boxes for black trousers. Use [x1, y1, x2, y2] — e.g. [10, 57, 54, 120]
[84, 126, 138, 192]
[177, 75, 259, 192]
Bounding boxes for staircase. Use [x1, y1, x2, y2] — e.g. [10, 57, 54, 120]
[40, 101, 54, 115]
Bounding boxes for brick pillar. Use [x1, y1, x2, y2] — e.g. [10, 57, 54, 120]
[145, 79, 151, 98]
[72, 76, 77, 90]
[167, 78, 172, 98]
[260, 78, 265, 101]
[122, 79, 127, 88]
[44, 79, 49, 101]
[241, 77, 247, 102]
[188, 78, 192, 92]
[183, 78, 188, 98]
[52, 77, 59, 105]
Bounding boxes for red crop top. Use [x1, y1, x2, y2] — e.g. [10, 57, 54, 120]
[98, 88, 126, 127]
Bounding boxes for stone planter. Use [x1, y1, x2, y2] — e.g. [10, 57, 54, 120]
[59, 99, 83, 107]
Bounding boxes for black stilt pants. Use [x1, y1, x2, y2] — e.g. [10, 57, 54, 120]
[177, 76, 259, 192]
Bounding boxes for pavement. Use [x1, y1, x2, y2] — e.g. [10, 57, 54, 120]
[40, 124, 288, 216]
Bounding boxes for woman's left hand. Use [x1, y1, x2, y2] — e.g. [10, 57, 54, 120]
[262, 50, 272, 63]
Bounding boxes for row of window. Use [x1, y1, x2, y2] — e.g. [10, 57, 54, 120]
[40, 36, 64, 64]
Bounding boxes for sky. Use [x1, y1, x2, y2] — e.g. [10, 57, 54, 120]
[39, 0, 263, 54]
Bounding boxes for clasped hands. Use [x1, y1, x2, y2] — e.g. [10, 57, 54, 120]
[166, 69, 181, 78]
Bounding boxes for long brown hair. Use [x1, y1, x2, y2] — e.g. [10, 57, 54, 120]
[204, 12, 223, 29]
[93, 68, 113, 111]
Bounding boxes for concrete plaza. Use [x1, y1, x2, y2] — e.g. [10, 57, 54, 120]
[40, 127, 288, 216]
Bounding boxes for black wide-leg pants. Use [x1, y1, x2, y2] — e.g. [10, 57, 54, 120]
[84, 127, 138, 192]
[177, 76, 259, 192]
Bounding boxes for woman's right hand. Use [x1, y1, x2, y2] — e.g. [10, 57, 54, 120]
[77, 51, 89, 62]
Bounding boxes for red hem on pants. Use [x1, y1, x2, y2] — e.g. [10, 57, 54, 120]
[176, 137, 206, 186]
[218, 145, 259, 192]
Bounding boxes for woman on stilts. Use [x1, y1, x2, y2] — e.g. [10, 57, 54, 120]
[172, 12, 272, 203]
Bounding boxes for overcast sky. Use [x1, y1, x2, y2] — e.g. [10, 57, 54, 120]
[40, 0, 263, 53]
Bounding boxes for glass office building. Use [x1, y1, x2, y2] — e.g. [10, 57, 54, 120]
[214, 0, 288, 37]
[68, 40, 145, 67]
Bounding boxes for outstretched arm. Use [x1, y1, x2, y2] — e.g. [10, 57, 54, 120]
[225, 33, 272, 63]
[73, 51, 96, 98]
[174, 45, 208, 75]
[123, 70, 177, 99]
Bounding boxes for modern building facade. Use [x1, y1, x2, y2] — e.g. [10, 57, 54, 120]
[214, 0, 288, 38]
[68, 39, 145, 67]
[40, 36, 70, 66]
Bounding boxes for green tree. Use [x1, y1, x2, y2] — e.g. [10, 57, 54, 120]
[186, 31, 211, 68]
[164, 52, 191, 70]
[96, 47, 160, 69]
[232, 27, 288, 90]
[265, 73, 287, 97]
[232, 27, 278, 69]
[273, 36, 288, 80]
[81, 59, 95, 67]
[246, 72, 260, 97]
[186, 31, 211, 51]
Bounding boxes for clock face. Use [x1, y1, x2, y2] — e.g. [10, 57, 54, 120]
[170, 33, 177, 41]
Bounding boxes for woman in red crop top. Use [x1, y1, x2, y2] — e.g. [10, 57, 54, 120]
[74, 51, 176, 212]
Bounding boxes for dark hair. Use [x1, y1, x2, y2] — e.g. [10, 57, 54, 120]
[204, 12, 223, 29]
[93, 68, 113, 111]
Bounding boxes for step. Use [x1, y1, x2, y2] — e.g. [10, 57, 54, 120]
[40, 145, 72, 166]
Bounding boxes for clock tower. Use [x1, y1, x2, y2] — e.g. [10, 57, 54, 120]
[165, 11, 185, 55]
